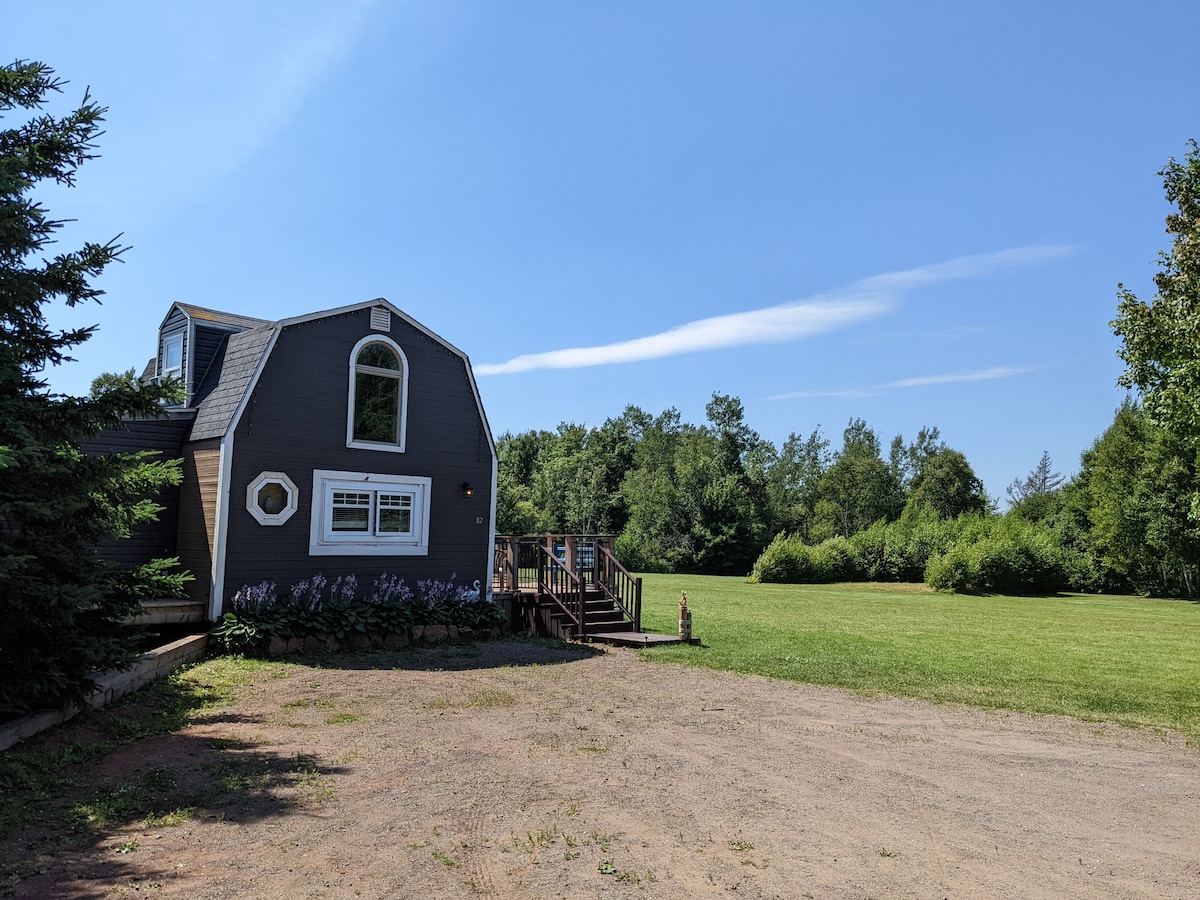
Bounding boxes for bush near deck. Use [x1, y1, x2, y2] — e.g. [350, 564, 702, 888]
[637, 574, 1200, 744]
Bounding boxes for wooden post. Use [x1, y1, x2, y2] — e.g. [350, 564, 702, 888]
[506, 536, 519, 591]
[564, 534, 578, 580]
[678, 590, 692, 641]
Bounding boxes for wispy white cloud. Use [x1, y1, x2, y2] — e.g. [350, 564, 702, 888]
[766, 388, 878, 401]
[475, 245, 1076, 376]
[475, 298, 888, 376]
[766, 364, 1037, 401]
[881, 366, 1037, 389]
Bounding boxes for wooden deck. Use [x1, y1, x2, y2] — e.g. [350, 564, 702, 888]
[587, 631, 685, 647]
[493, 534, 680, 645]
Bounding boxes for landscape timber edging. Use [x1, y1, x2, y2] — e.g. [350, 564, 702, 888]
[0, 633, 209, 752]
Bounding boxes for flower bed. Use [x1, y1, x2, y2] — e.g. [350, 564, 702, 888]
[211, 574, 505, 656]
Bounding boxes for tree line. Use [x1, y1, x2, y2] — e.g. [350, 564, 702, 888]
[499, 141, 1200, 598]
[497, 401, 986, 574]
[497, 392, 1197, 596]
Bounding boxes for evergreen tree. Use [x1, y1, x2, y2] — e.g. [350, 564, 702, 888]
[0, 61, 186, 718]
[1005, 451, 1065, 506]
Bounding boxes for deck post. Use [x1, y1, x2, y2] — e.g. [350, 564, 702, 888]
[564, 534, 578, 581]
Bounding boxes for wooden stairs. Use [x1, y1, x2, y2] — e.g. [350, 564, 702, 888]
[536, 588, 634, 641]
[496, 534, 683, 647]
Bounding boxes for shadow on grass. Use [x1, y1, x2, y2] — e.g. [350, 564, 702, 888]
[0, 672, 347, 897]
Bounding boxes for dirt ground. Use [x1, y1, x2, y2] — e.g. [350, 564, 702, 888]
[9, 640, 1200, 899]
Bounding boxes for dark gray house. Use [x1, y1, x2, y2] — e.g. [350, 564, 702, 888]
[102, 299, 497, 621]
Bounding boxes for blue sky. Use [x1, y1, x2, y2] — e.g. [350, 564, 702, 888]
[9, 1, 1199, 500]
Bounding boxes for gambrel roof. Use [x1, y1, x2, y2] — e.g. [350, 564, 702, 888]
[189, 325, 276, 441]
[183, 299, 493, 458]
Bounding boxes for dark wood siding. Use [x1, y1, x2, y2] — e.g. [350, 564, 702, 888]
[83, 417, 191, 571]
[220, 309, 494, 610]
[177, 440, 221, 607]
[159, 307, 189, 380]
[191, 325, 231, 399]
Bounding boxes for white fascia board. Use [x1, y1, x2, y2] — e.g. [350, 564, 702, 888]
[185, 318, 196, 406]
[210, 434, 235, 621]
[485, 453, 498, 600]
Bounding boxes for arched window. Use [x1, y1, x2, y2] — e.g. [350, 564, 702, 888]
[347, 336, 408, 452]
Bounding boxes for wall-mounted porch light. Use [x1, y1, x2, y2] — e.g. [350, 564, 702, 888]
[462, 482, 474, 497]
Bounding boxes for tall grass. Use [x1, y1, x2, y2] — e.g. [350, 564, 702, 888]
[638, 574, 1200, 742]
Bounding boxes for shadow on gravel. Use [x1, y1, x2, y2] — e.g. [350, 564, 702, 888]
[297, 638, 606, 673]
[0, 679, 349, 897]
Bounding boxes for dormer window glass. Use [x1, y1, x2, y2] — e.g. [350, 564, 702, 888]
[163, 332, 184, 380]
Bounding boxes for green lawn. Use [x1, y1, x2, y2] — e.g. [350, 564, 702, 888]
[636, 574, 1200, 743]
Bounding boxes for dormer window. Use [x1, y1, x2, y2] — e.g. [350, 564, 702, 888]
[346, 334, 408, 453]
[162, 332, 184, 380]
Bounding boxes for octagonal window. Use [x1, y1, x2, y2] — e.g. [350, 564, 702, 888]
[246, 471, 299, 525]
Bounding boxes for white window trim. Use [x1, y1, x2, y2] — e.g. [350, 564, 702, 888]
[346, 334, 409, 453]
[246, 471, 299, 526]
[162, 330, 184, 380]
[309, 469, 430, 556]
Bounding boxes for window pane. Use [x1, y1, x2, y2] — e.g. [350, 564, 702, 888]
[377, 493, 413, 534]
[357, 343, 400, 371]
[255, 482, 288, 515]
[164, 335, 183, 373]
[331, 491, 371, 532]
[354, 372, 400, 443]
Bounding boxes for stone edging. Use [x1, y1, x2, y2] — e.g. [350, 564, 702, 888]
[0, 634, 210, 752]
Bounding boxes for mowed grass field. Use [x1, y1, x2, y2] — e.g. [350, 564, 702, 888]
[636, 574, 1200, 743]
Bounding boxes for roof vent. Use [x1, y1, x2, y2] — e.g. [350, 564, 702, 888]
[370, 307, 391, 332]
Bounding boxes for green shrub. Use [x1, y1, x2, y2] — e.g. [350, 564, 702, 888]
[924, 547, 972, 591]
[847, 520, 891, 580]
[749, 533, 806, 583]
[924, 522, 1067, 594]
[615, 530, 673, 574]
[812, 537, 854, 581]
[750, 534, 854, 584]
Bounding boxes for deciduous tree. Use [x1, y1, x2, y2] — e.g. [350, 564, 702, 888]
[1112, 140, 1200, 516]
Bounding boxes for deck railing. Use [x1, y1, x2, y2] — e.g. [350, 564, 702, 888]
[536, 542, 584, 636]
[493, 534, 618, 593]
[493, 534, 641, 634]
[593, 541, 642, 633]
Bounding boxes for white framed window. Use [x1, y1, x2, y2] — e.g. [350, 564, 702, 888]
[246, 471, 299, 526]
[346, 334, 409, 453]
[162, 331, 184, 379]
[309, 469, 430, 556]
